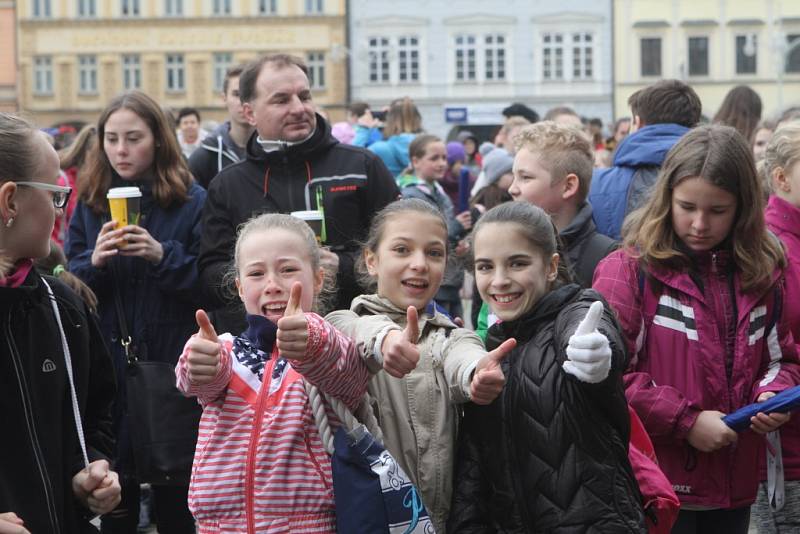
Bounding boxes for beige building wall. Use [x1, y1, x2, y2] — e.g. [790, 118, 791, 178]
[0, 0, 18, 111]
[614, 0, 800, 121]
[17, 0, 347, 126]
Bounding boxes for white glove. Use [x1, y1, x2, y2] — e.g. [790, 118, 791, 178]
[562, 301, 612, 384]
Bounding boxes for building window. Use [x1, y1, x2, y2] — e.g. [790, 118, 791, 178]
[165, 0, 183, 16]
[307, 52, 325, 89]
[33, 0, 52, 18]
[735, 34, 757, 75]
[688, 36, 709, 76]
[213, 52, 233, 92]
[166, 54, 185, 92]
[542, 32, 564, 80]
[122, 54, 141, 89]
[484, 34, 506, 81]
[455, 34, 477, 82]
[212, 0, 231, 15]
[34, 56, 53, 95]
[78, 55, 98, 94]
[121, 0, 140, 16]
[259, 0, 277, 14]
[572, 32, 593, 79]
[787, 34, 800, 74]
[78, 0, 96, 17]
[640, 37, 662, 77]
[305, 0, 323, 14]
[398, 36, 420, 83]
[368, 37, 390, 83]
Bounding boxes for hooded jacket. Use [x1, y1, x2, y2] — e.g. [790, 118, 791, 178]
[198, 115, 399, 334]
[188, 121, 248, 189]
[0, 268, 116, 534]
[369, 132, 416, 177]
[589, 124, 689, 240]
[325, 294, 488, 533]
[764, 195, 800, 481]
[593, 249, 800, 509]
[449, 285, 646, 533]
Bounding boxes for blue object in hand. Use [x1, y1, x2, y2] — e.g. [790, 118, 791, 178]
[722, 385, 800, 432]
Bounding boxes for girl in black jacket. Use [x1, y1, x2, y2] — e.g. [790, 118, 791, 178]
[0, 112, 120, 533]
[449, 201, 646, 533]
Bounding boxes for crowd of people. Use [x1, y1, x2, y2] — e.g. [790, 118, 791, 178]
[2, 50, 800, 534]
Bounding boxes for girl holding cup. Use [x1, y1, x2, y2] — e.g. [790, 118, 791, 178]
[66, 90, 205, 534]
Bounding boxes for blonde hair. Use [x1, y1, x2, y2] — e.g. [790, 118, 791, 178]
[761, 123, 800, 197]
[383, 97, 422, 138]
[0, 113, 39, 184]
[513, 121, 594, 204]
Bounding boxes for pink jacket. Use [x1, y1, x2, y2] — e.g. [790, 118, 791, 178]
[176, 313, 370, 534]
[765, 195, 800, 481]
[594, 249, 800, 509]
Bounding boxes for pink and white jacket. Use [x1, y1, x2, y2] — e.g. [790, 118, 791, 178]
[175, 313, 370, 534]
[593, 248, 800, 509]
[765, 195, 800, 482]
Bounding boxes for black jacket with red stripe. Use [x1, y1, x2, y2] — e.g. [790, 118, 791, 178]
[198, 115, 399, 334]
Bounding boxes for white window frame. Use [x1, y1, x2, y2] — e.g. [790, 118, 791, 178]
[367, 37, 391, 84]
[33, 56, 53, 95]
[78, 55, 98, 94]
[307, 52, 326, 90]
[166, 54, 185, 92]
[639, 35, 663, 77]
[259, 0, 277, 14]
[542, 32, 565, 81]
[213, 52, 233, 92]
[397, 35, 420, 83]
[164, 0, 183, 16]
[734, 33, 757, 75]
[77, 0, 96, 18]
[484, 33, 507, 81]
[212, 0, 231, 15]
[687, 35, 710, 77]
[454, 34, 477, 82]
[120, 0, 140, 17]
[305, 0, 323, 14]
[571, 32, 594, 80]
[33, 0, 52, 18]
[122, 54, 141, 90]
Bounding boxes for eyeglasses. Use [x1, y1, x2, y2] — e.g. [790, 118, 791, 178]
[15, 181, 72, 209]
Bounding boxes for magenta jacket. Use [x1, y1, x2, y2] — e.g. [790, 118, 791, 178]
[765, 195, 800, 481]
[594, 248, 800, 509]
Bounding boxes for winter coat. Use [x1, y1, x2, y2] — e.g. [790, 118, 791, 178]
[65, 180, 206, 474]
[198, 115, 399, 334]
[589, 124, 689, 240]
[0, 267, 116, 534]
[593, 249, 800, 508]
[52, 167, 79, 246]
[176, 313, 370, 533]
[188, 121, 248, 189]
[369, 132, 416, 177]
[765, 195, 800, 481]
[561, 201, 618, 287]
[449, 285, 646, 533]
[325, 294, 488, 533]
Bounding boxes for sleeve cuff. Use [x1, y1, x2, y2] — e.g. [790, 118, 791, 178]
[459, 360, 480, 401]
[674, 402, 702, 440]
[372, 325, 402, 368]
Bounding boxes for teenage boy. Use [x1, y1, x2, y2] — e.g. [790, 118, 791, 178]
[189, 65, 254, 189]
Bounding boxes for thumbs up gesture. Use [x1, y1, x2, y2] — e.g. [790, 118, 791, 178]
[186, 309, 222, 385]
[470, 338, 517, 404]
[277, 282, 310, 361]
[71, 459, 121, 515]
[562, 301, 612, 384]
[381, 306, 421, 378]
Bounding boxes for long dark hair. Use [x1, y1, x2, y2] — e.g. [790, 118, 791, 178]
[712, 85, 762, 143]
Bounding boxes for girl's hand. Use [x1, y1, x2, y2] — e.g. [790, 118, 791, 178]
[0, 513, 30, 534]
[71, 460, 122, 515]
[90, 220, 123, 268]
[455, 211, 473, 231]
[186, 310, 221, 385]
[277, 283, 310, 361]
[750, 392, 792, 434]
[562, 302, 612, 384]
[687, 411, 738, 452]
[470, 338, 516, 404]
[118, 225, 164, 264]
[381, 307, 420, 378]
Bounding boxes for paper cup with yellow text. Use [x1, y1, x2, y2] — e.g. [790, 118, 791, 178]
[107, 187, 142, 247]
[291, 210, 325, 245]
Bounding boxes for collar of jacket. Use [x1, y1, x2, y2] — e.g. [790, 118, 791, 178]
[349, 293, 457, 330]
[559, 201, 597, 247]
[241, 314, 278, 353]
[766, 194, 800, 236]
[245, 113, 337, 163]
[488, 283, 582, 347]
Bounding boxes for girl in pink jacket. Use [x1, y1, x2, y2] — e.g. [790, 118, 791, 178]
[176, 213, 370, 533]
[593, 125, 800, 534]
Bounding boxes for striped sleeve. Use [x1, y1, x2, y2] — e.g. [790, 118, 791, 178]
[289, 313, 370, 412]
[175, 334, 233, 405]
[753, 280, 800, 399]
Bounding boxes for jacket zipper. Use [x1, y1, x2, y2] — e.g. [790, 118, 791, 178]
[244, 351, 275, 534]
[5, 314, 62, 534]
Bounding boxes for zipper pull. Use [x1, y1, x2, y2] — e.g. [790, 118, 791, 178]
[711, 252, 718, 274]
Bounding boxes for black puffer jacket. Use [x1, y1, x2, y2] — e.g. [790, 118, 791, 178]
[0, 268, 116, 534]
[560, 202, 617, 288]
[449, 285, 646, 533]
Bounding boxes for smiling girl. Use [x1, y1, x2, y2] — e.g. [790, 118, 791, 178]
[593, 124, 800, 534]
[449, 201, 645, 532]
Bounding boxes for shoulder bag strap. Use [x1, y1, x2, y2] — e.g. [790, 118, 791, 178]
[109, 260, 136, 363]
